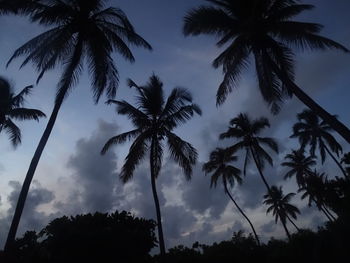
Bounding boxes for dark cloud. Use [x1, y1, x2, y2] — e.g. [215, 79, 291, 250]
[181, 164, 229, 219]
[63, 120, 120, 214]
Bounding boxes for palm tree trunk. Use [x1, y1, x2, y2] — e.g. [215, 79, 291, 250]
[4, 97, 63, 251]
[4, 38, 83, 251]
[270, 61, 350, 144]
[281, 219, 292, 241]
[249, 146, 272, 193]
[150, 143, 166, 257]
[285, 214, 300, 232]
[223, 182, 260, 246]
[324, 144, 348, 178]
[322, 205, 337, 221]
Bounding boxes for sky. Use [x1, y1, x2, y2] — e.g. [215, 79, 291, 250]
[1, 0, 350, 250]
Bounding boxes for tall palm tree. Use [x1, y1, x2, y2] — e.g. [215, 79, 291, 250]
[203, 147, 260, 245]
[101, 75, 201, 257]
[291, 109, 347, 178]
[0, 77, 45, 147]
[183, 0, 350, 143]
[282, 149, 316, 186]
[5, 0, 151, 250]
[263, 185, 300, 241]
[220, 113, 278, 193]
[298, 170, 336, 222]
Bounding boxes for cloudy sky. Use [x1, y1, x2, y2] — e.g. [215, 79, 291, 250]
[1, 0, 350, 250]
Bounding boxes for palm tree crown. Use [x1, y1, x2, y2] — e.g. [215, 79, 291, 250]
[220, 113, 278, 189]
[291, 109, 347, 178]
[102, 74, 202, 181]
[101, 74, 201, 256]
[282, 149, 316, 186]
[291, 109, 342, 162]
[183, 0, 348, 111]
[7, 0, 152, 103]
[264, 185, 300, 224]
[203, 147, 242, 188]
[0, 77, 45, 147]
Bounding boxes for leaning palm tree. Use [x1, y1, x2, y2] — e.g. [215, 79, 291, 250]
[220, 113, 278, 193]
[101, 75, 201, 257]
[0, 77, 45, 147]
[203, 147, 260, 245]
[183, 0, 350, 143]
[5, 0, 151, 250]
[291, 109, 347, 178]
[299, 170, 336, 222]
[282, 149, 316, 187]
[263, 185, 300, 241]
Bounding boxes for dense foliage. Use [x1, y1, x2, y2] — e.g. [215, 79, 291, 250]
[1, 211, 157, 263]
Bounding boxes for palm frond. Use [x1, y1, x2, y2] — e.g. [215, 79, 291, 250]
[183, 6, 234, 36]
[120, 132, 150, 183]
[11, 85, 33, 107]
[166, 131, 197, 180]
[9, 108, 46, 121]
[3, 119, 21, 147]
[101, 128, 142, 155]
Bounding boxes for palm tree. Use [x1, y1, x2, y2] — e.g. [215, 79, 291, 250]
[203, 147, 260, 245]
[291, 109, 347, 178]
[263, 185, 300, 241]
[0, 77, 45, 147]
[220, 113, 278, 193]
[299, 171, 336, 222]
[101, 75, 201, 257]
[5, 0, 151, 250]
[183, 0, 350, 143]
[282, 149, 316, 186]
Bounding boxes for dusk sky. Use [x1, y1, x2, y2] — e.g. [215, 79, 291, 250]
[0, 0, 350, 250]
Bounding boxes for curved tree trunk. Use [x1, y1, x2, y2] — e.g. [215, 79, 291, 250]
[4, 39, 83, 251]
[249, 146, 272, 193]
[281, 218, 292, 241]
[285, 214, 300, 232]
[150, 142, 166, 258]
[271, 61, 350, 144]
[4, 97, 63, 251]
[224, 182, 260, 246]
[324, 144, 348, 178]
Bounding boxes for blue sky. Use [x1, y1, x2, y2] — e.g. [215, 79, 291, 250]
[1, 0, 350, 250]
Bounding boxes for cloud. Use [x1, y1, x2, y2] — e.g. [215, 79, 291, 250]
[64, 119, 120, 214]
[0, 180, 55, 249]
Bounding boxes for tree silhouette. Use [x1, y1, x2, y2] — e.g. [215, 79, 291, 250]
[203, 147, 260, 245]
[220, 113, 278, 193]
[6, 211, 157, 262]
[0, 77, 45, 147]
[101, 74, 201, 257]
[263, 185, 300, 241]
[282, 149, 316, 187]
[5, 0, 152, 250]
[341, 153, 350, 176]
[291, 109, 347, 178]
[298, 171, 336, 222]
[183, 0, 350, 143]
